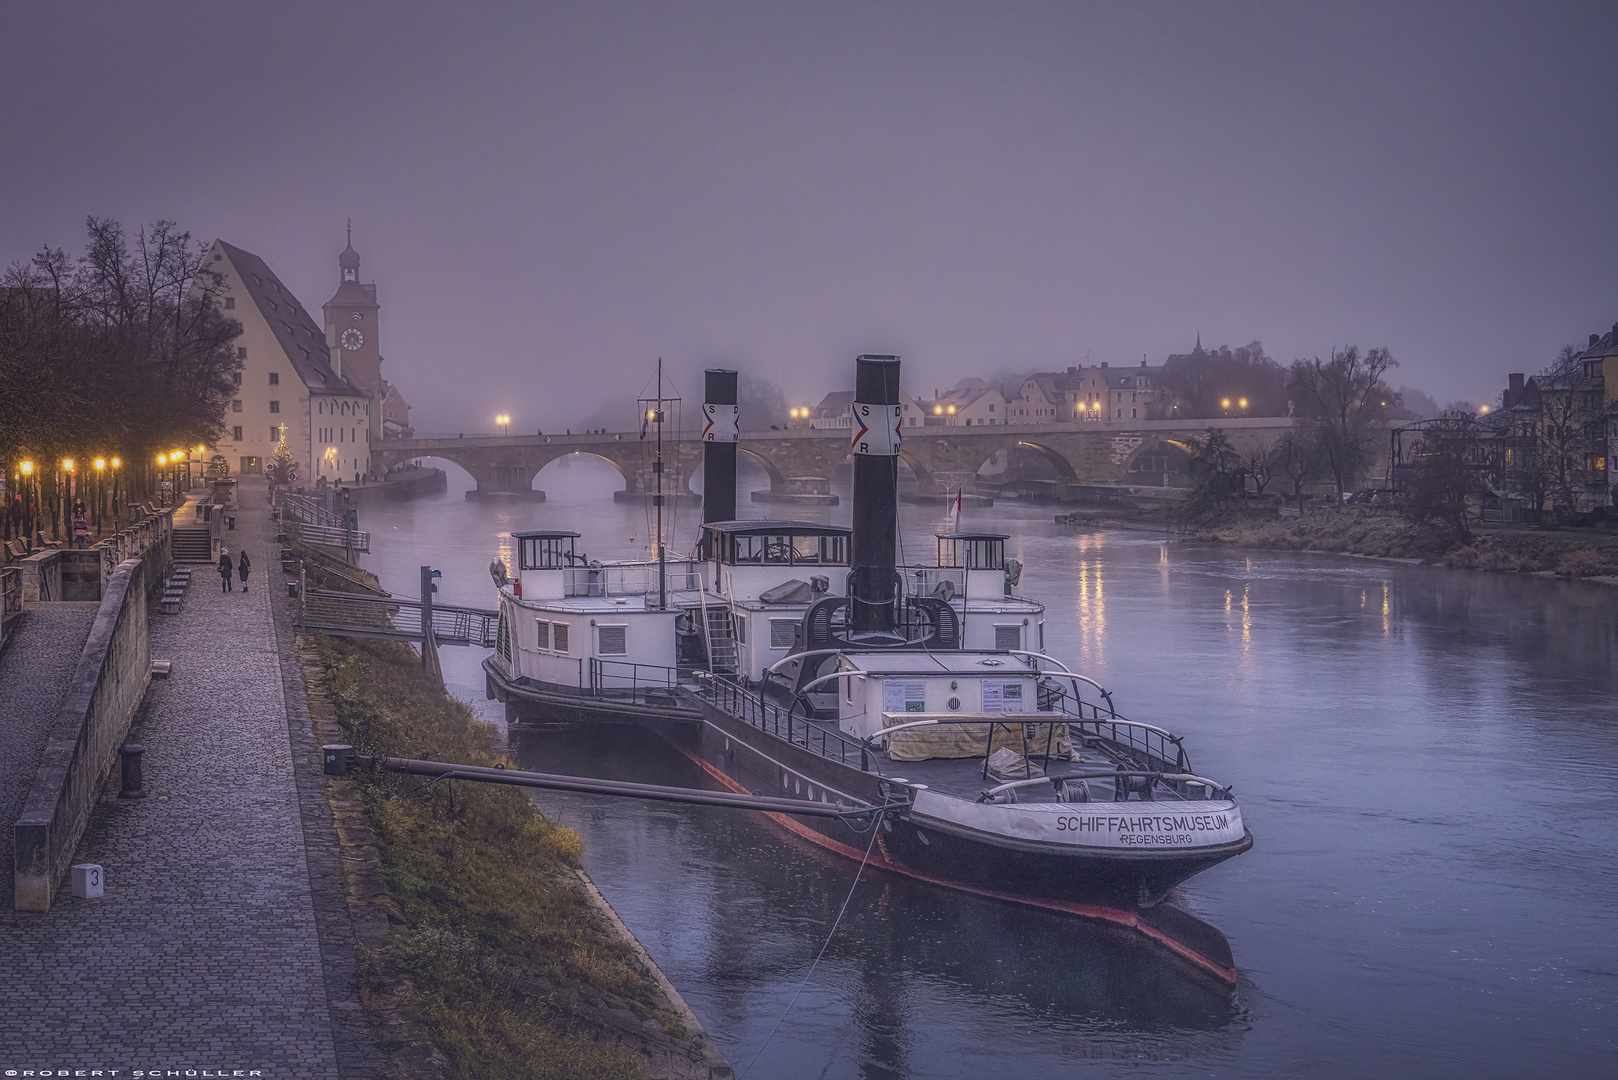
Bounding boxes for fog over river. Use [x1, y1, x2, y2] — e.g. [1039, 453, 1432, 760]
[355, 457, 1617, 1079]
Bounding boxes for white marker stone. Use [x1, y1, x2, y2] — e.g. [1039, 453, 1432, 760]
[71, 863, 104, 899]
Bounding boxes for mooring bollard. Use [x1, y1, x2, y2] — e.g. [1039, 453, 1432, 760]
[323, 744, 353, 776]
[118, 743, 145, 799]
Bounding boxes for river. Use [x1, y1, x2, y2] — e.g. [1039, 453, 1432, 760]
[356, 456, 1617, 1079]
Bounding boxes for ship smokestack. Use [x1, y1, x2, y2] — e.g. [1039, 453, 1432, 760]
[849, 354, 903, 638]
[702, 369, 739, 524]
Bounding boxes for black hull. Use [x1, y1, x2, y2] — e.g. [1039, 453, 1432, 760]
[643, 699, 1249, 983]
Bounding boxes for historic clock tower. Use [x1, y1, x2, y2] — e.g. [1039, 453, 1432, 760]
[322, 225, 383, 418]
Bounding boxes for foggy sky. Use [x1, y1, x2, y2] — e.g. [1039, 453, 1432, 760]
[3, 1, 1616, 432]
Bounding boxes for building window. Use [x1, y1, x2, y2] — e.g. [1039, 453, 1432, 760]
[553, 623, 569, 653]
[232, 426, 243, 441]
[270, 427, 279, 441]
[232, 372, 241, 386]
[237, 347, 248, 360]
[223, 296, 235, 309]
[597, 625, 627, 655]
[269, 372, 279, 385]
[269, 401, 280, 413]
[232, 400, 242, 413]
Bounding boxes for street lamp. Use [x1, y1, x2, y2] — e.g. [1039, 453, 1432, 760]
[496, 414, 510, 435]
[1238, 398, 1248, 410]
[19, 460, 35, 546]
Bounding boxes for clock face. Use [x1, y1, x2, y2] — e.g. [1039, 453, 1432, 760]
[341, 328, 364, 351]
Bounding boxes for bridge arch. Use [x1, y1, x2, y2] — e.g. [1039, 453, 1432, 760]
[1121, 439, 1195, 486]
[737, 446, 788, 492]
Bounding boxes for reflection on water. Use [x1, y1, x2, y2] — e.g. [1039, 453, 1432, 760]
[357, 459, 1618, 1079]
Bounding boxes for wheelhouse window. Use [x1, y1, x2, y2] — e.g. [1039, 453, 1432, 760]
[701, 525, 849, 566]
[936, 534, 1007, 570]
[515, 532, 579, 570]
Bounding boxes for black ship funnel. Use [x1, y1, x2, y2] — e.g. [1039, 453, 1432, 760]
[848, 354, 904, 639]
[701, 369, 739, 524]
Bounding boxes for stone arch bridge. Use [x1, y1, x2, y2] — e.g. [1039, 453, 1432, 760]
[377, 417, 1299, 501]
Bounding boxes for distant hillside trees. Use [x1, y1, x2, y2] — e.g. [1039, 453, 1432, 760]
[1, 217, 242, 505]
[1160, 341, 1290, 418]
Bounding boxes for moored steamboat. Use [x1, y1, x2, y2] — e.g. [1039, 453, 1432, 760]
[483, 357, 1252, 982]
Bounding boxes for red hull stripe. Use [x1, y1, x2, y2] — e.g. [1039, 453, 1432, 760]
[673, 746, 1236, 984]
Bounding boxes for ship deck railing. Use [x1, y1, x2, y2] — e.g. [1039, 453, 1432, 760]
[563, 563, 703, 598]
[697, 676, 875, 771]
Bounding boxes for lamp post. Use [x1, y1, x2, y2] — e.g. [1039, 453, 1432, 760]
[496, 414, 510, 436]
[93, 458, 106, 534]
[63, 458, 76, 541]
[110, 457, 121, 527]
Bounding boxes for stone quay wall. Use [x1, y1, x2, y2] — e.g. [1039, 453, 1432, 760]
[15, 509, 172, 605]
[12, 558, 151, 911]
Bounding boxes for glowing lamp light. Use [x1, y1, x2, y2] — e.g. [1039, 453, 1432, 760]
[156, 454, 166, 464]
[947, 405, 956, 414]
[62, 458, 75, 471]
[20, 460, 33, 475]
[1238, 398, 1248, 409]
[111, 457, 120, 468]
[1480, 406, 1490, 414]
[647, 409, 656, 421]
[1221, 399, 1232, 409]
[94, 458, 106, 471]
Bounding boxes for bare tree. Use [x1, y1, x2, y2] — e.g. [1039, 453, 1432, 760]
[1239, 439, 1280, 496]
[1289, 345, 1399, 499]
[1181, 427, 1243, 510]
[1274, 429, 1327, 513]
[1402, 427, 1477, 542]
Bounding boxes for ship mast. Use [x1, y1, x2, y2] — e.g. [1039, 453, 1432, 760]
[656, 358, 665, 610]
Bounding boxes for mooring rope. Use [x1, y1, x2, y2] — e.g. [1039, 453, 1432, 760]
[738, 809, 885, 1078]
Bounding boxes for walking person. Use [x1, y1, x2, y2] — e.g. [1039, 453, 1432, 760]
[237, 550, 251, 593]
[218, 547, 234, 592]
[73, 513, 89, 549]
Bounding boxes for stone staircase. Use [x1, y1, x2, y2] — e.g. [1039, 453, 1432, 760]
[172, 527, 212, 563]
[158, 568, 193, 614]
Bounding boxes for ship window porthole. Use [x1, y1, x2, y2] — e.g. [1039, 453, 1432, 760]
[781, 771, 788, 790]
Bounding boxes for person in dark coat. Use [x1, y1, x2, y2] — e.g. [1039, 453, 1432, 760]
[218, 548, 234, 592]
[237, 550, 251, 592]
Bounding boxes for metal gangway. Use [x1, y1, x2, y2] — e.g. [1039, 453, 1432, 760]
[281, 493, 372, 553]
[298, 588, 499, 648]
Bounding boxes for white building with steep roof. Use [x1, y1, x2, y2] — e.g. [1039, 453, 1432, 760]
[197, 235, 411, 482]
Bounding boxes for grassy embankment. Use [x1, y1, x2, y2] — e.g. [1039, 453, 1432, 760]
[309, 634, 688, 1080]
[1187, 505, 1618, 577]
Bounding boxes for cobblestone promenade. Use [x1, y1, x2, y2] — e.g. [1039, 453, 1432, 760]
[1, 481, 379, 1077]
